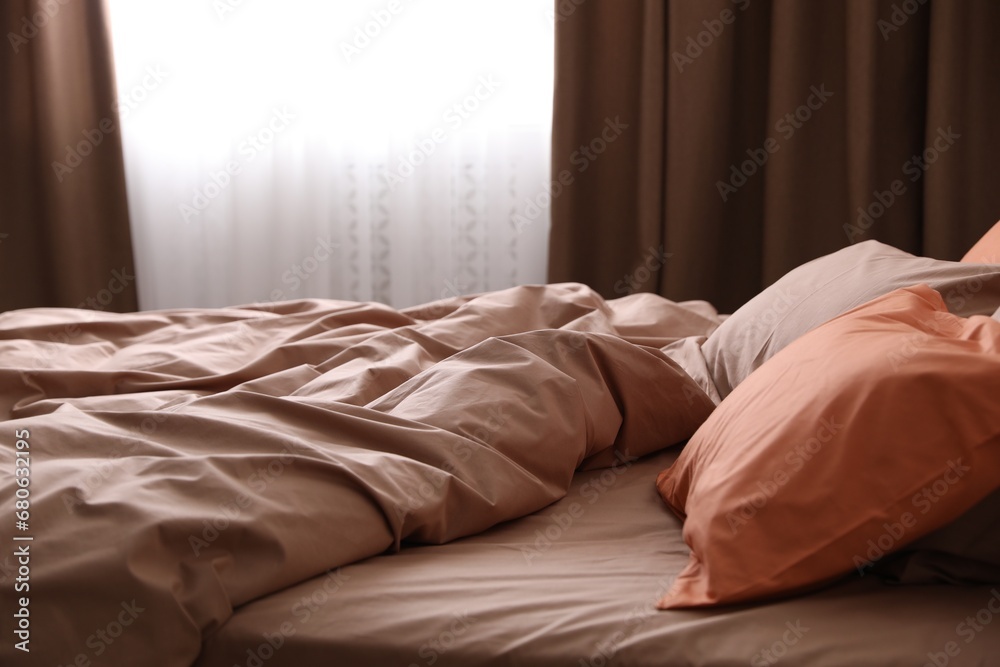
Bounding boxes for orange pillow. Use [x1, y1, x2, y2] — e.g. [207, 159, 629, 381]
[962, 220, 1000, 262]
[656, 284, 1000, 609]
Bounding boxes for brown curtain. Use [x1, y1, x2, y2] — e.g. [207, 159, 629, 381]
[548, 0, 1000, 313]
[0, 0, 137, 312]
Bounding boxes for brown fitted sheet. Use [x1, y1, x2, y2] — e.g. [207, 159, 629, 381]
[198, 450, 1000, 667]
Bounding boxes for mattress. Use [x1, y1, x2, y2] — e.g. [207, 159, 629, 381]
[198, 450, 1000, 666]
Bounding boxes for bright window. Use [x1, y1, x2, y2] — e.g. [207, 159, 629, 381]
[107, 0, 555, 309]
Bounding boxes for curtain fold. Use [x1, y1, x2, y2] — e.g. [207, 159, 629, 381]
[0, 0, 137, 312]
[549, 0, 1000, 313]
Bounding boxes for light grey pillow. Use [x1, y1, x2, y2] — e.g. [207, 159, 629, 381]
[703, 240, 1000, 398]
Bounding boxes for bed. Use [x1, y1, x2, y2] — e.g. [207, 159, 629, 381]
[2, 235, 1000, 666]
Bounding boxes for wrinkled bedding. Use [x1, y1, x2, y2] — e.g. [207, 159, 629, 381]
[0, 283, 721, 666]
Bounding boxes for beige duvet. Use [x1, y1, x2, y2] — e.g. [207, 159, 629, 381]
[0, 284, 721, 666]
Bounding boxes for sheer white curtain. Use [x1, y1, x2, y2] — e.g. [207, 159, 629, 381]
[107, 1, 553, 310]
